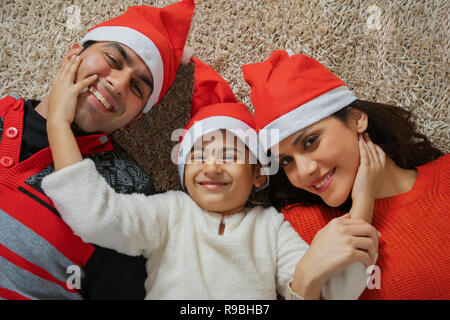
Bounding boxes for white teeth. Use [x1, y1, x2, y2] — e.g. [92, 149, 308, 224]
[89, 87, 112, 110]
[314, 170, 333, 189]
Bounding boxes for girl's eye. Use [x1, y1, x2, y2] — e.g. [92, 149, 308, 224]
[191, 153, 204, 163]
[303, 135, 318, 149]
[279, 156, 293, 168]
[223, 154, 236, 163]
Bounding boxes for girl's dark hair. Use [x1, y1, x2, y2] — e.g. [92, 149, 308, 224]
[269, 99, 444, 211]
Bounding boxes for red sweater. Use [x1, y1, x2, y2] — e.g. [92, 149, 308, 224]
[282, 154, 450, 299]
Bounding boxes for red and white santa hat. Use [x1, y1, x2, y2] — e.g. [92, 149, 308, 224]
[176, 58, 268, 187]
[80, 0, 196, 113]
[243, 50, 357, 153]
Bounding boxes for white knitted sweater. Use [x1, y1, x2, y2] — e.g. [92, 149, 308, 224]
[42, 159, 369, 300]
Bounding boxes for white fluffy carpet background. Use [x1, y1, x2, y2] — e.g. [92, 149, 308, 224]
[1, 0, 448, 192]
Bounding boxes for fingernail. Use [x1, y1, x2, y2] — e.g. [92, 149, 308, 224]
[377, 231, 381, 238]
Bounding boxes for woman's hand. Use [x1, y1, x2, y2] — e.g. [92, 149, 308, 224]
[291, 213, 380, 299]
[47, 55, 97, 127]
[349, 133, 386, 223]
[352, 133, 386, 202]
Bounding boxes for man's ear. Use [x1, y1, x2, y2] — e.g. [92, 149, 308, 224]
[133, 112, 144, 122]
[348, 107, 368, 134]
[253, 164, 268, 188]
[119, 112, 144, 131]
[62, 42, 83, 66]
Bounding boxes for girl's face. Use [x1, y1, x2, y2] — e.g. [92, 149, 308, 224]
[184, 131, 265, 215]
[272, 109, 367, 207]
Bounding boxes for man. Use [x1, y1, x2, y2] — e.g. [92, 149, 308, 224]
[0, 0, 196, 299]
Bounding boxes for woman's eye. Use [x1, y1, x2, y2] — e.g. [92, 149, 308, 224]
[303, 135, 318, 149]
[279, 156, 293, 167]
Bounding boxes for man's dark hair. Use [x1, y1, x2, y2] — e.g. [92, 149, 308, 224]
[79, 40, 97, 55]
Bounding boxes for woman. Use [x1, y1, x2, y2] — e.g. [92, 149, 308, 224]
[243, 50, 449, 299]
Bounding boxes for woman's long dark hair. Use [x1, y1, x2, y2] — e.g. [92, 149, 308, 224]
[269, 99, 444, 211]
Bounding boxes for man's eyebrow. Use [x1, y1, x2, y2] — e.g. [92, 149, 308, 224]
[139, 75, 154, 92]
[106, 43, 154, 91]
[106, 43, 131, 65]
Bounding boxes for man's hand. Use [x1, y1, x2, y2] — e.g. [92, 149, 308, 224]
[47, 55, 97, 126]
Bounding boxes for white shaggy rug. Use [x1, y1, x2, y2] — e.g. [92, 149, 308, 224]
[1, 0, 448, 192]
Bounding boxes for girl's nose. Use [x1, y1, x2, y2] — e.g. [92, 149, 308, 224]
[203, 153, 223, 175]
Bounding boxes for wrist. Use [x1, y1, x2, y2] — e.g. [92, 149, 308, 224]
[46, 119, 72, 132]
[292, 257, 324, 300]
[352, 192, 375, 204]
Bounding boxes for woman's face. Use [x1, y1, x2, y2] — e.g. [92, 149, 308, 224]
[272, 109, 367, 207]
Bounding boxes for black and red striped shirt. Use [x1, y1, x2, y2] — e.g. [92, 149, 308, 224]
[0, 95, 155, 299]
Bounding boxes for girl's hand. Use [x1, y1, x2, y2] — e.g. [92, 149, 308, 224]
[351, 133, 386, 202]
[292, 213, 380, 298]
[47, 55, 97, 126]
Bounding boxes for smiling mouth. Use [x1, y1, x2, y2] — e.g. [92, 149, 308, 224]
[88, 86, 113, 111]
[197, 181, 230, 190]
[311, 168, 335, 192]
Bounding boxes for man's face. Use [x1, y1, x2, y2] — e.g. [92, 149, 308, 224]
[69, 41, 154, 134]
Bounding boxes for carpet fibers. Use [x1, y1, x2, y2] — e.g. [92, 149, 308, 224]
[1, 0, 448, 192]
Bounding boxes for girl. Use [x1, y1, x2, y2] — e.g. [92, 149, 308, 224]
[243, 50, 450, 299]
[41, 56, 380, 299]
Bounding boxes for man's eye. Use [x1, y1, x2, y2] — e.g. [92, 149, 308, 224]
[303, 135, 318, 149]
[132, 82, 143, 98]
[106, 54, 120, 67]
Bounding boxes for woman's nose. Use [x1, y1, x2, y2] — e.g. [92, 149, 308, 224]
[294, 155, 318, 178]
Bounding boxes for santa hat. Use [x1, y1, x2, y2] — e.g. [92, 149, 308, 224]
[80, 0, 196, 113]
[176, 58, 268, 187]
[243, 50, 357, 152]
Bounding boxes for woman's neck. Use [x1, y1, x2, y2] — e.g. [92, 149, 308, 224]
[375, 157, 418, 199]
